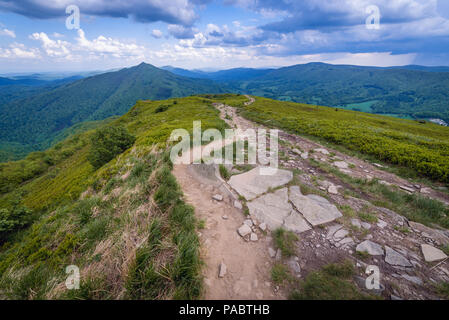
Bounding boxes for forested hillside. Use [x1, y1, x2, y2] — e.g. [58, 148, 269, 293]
[218, 63, 449, 122]
[0, 63, 223, 161]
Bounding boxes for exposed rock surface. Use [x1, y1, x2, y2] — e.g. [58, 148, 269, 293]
[385, 246, 412, 267]
[228, 167, 293, 200]
[356, 240, 384, 256]
[289, 186, 342, 226]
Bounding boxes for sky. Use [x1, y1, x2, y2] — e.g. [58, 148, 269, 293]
[0, 0, 448, 72]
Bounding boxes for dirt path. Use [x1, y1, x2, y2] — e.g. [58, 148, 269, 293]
[173, 165, 281, 300]
[173, 95, 281, 299]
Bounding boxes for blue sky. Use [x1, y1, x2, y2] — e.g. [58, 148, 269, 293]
[0, 0, 448, 72]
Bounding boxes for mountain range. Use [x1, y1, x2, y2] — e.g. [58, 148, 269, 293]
[1, 61, 449, 161]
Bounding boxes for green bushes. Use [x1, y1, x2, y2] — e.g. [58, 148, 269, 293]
[0, 206, 32, 241]
[88, 125, 136, 169]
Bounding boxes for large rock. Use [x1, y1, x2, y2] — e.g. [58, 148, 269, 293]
[283, 211, 312, 233]
[247, 188, 292, 230]
[289, 186, 342, 226]
[356, 240, 384, 256]
[385, 246, 412, 267]
[421, 244, 448, 262]
[247, 188, 311, 233]
[228, 167, 293, 200]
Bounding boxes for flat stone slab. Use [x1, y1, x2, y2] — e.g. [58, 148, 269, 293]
[228, 167, 293, 200]
[289, 186, 342, 226]
[385, 246, 412, 267]
[421, 244, 448, 262]
[283, 211, 312, 233]
[356, 240, 384, 256]
[247, 188, 292, 230]
[247, 188, 311, 233]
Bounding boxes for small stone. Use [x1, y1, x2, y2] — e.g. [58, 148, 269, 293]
[420, 187, 432, 194]
[259, 222, 267, 232]
[268, 247, 276, 258]
[391, 295, 403, 300]
[218, 262, 227, 278]
[244, 219, 253, 227]
[222, 215, 228, 220]
[326, 224, 343, 239]
[328, 185, 339, 195]
[399, 185, 415, 193]
[301, 152, 309, 159]
[250, 233, 258, 241]
[292, 148, 302, 155]
[361, 222, 372, 230]
[238, 224, 252, 237]
[373, 163, 384, 168]
[213, 194, 224, 201]
[234, 200, 243, 209]
[334, 229, 349, 240]
[421, 244, 448, 262]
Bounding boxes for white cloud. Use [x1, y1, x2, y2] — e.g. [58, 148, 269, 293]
[30, 32, 71, 58]
[75, 29, 145, 59]
[0, 28, 15, 38]
[0, 43, 40, 59]
[152, 29, 164, 39]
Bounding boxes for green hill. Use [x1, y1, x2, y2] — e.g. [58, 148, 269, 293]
[1, 94, 448, 299]
[219, 63, 449, 122]
[0, 63, 223, 161]
[0, 94, 230, 299]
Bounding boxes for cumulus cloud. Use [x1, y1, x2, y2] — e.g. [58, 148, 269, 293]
[0, 28, 15, 38]
[0, 0, 206, 26]
[0, 42, 40, 59]
[167, 24, 196, 39]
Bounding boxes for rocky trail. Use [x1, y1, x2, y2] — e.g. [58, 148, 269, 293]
[173, 96, 449, 300]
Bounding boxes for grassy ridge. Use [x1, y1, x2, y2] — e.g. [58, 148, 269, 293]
[0, 96, 226, 299]
[237, 97, 449, 183]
